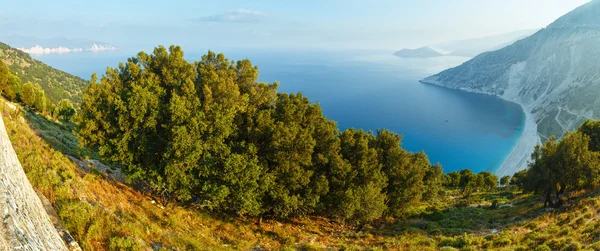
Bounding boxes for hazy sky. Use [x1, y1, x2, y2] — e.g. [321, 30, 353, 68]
[0, 0, 591, 50]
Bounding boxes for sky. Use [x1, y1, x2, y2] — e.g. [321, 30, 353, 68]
[0, 0, 591, 51]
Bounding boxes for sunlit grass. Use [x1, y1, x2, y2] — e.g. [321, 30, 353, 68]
[4, 100, 600, 250]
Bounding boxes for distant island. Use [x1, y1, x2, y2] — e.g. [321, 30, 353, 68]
[393, 46, 444, 58]
[394, 29, 537, 58]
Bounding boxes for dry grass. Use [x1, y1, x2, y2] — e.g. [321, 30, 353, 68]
[4, 100, 600, 250]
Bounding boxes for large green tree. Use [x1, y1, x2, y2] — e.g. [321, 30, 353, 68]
[578, 120, 600, 152]
[54, 99, 77, 120]
[20, 82, 36, 107]
[77, 45, 444, 221]
[0, 60, 21, 101]
[525, 133, 600, 207]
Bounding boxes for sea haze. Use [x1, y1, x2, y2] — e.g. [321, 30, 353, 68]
[32, 49, 525, 173]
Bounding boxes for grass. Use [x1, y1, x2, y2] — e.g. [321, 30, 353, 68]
[5, 100, 600, 250]
[23, 109, 98, 159]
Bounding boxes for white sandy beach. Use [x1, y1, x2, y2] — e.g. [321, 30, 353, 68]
[495, 105, 541, 178]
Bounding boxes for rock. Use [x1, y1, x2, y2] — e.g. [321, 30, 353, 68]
[0, 114, 67, 250]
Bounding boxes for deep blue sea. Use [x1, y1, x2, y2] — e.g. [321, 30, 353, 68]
[32, 49, 525, 173]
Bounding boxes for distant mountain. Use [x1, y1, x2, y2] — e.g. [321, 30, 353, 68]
[0, 35, 118, 54]
[435, 30, 538, 57]
[422, 1, 600, 147]
[0, 41, 87, 105]
[393, 46, 445, 58]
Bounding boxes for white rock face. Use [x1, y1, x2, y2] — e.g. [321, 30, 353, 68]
[422, 1, 600, 141]
[0, 114, 67, 250]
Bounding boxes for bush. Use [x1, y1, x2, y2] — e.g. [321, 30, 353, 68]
[439, 247, 458, 251]
[565, 242, 582, 251]
[109, 236, 142, 251]
[533, 244, 551, 251]
[494, 237, 512, 247]
[438, 234, 472, 249]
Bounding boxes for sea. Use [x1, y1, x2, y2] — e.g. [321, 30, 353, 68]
[32, 49, 525, 173]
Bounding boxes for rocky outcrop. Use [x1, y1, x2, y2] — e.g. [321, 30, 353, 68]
[0, 113, 67, 250]
[421, 1, 600, 141]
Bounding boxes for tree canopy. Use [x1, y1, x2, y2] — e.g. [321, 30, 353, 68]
[0, 60, 21, 101]
[54, 99, 77, 121]
[517, 130, 600, 207]
[77, 46, 445, 222]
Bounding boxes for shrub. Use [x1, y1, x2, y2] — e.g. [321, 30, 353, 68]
[565, 242, 582, 251]
[533, 244, 551, 251]
[494, 237, 512, 247]
[439, 247, 458, 251]
[109, 236, 142, 251]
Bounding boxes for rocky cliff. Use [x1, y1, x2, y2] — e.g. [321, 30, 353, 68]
[422, 1, 600, 141]
[0, 112, 67, 250]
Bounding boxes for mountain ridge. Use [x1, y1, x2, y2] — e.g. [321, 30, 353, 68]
[0, 41, 87, 106]
[421, 1, 600, 174]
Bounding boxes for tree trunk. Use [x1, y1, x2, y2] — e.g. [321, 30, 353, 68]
[544, 189, 554, 208]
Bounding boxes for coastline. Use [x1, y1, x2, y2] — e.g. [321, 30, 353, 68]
[495, 104, 540, 178]
[419, 79, 540, 176]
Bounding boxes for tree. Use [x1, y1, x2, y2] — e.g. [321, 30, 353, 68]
[578, 120, 600, 152]
[33, 84, 47, 112]
[458, 169, 476, 196]
[500, 175, 510, 187]
[479, 171, 498, 191]
[423, 163, 444, 200]
[372, 129, 426, 217]
[78, 47, 336, 217]
[0, 61, 20, 101]
[77, 45, 448, 222]
[19, 82, 48, 112]
[54, 99, 77, 120]
[510, 170, 527, 189]
[525, 133, 600, 207]
[20, 82, 36, 107]
[444, 171, 461, 188]
[332, 129, 387, 222]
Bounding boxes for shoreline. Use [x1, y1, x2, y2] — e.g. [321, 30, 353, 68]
[495, 103, 540, 178]
[419, 79, 540, 176]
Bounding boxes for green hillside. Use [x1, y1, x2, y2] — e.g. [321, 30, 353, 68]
[0, 46, 597, 250]
[7, 102, 600, 250]
[0, 42, 87, 106]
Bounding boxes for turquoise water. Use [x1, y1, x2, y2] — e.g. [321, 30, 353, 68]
[32, 49, 525, 173]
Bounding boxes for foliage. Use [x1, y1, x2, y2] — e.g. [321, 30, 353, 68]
[500, 175, 510, 187]
[0, 42, 87, 105]
[522, 132, 600, 207]
[0, 59, 21, 101]
[20, 82, 36, 107]
[578, 120, 600, 152]
[77, 46, 443, 222]
[54, 99, 76, 120]
[19, 81, 49, 112]
[12, 99, 600, 250]
[444, 169, 498, 198]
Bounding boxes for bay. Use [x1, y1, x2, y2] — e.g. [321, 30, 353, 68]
[32, 49, 525, 173]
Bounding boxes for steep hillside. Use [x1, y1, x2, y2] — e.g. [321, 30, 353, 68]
[0, 108, 66, 250]
[0, 42, 87, 106]
[422, 1, 600, 172]
[7, 96, 600, 250]
[438, 30, 537, 57]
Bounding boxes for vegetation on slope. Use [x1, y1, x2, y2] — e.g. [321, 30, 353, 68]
[10, 103, 600, 250]
[0, 41, 86, 105]
[4, 43, 600, 250]
[77, 46, 444, 222]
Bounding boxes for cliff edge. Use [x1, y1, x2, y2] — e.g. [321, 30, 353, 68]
[0, 112, 67, 250]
